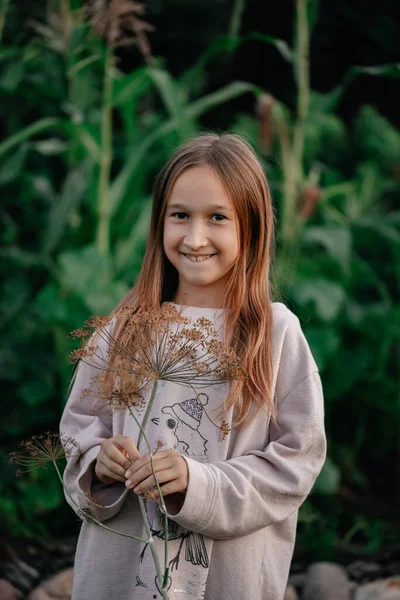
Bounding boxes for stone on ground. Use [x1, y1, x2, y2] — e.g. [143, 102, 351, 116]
[355, 577, 400, 600]
[0, 579, 23, 600]
[303, 562, 352, 600]
[283, 584, 299, 600]
[28, 568, 73, 600]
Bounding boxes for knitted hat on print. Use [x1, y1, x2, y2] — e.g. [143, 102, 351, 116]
[170, 393, 209, 430]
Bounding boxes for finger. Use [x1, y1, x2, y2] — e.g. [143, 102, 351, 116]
[99, 454, 128, 481]
[126, 451, 173, 477]
[96, 461, 126, 484]
[127, 459, 175, 491]
[157, 481, 183, 497]
[127, 455, 172, 483]
[102, 440, 134, 471]
[127, 468, 176, 493]
[114, 435, 141, 463]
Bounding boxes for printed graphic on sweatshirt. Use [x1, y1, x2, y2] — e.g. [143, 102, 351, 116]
[135, 392, 215, 599]
[151, 392, 210, 456]
[136, 504, 209, 597]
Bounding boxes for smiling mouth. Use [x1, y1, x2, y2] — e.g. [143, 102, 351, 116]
[181, 253, 216, 262]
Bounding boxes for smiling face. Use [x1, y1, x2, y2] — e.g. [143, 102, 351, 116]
[163, 165, 239, 308]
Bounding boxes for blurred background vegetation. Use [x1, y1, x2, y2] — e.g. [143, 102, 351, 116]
[1, 0, 399, 563]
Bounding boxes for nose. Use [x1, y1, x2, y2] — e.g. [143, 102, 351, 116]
[183, 220, 208, 250]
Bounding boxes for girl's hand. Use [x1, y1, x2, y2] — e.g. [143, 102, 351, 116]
[95, 435, 141, 485]
[124, 449, 189, 497]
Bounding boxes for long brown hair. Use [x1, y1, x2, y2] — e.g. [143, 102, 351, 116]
[113, 133, 276, 425]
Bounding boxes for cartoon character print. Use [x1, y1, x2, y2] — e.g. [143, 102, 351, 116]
[136, 393, 212, 597]
[151, 392, 209, 456]
[135, 504, 209, 596]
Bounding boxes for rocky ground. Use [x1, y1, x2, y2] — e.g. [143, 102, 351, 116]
[0, 537, 399, 599]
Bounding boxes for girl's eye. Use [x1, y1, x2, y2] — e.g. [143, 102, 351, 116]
[170, 212, 227, 221]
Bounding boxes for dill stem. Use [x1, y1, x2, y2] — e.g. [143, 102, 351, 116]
[52, 460, 147, 543]
[137, 380, 158, 452]
[138, 496, 168, 599]
[128, 405, 169, 588]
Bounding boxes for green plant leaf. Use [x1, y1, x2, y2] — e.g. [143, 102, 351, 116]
[312, 456, 340, 495]
[293, 278, 346, 322]
[19, 379, 54, 408]
[0, 144, 28, 184]
[181, 33, 293, 91]
[0, 59, 24, 92]
[147, 67, 196, 141]
[68, 53, 102, 78]
[43, 161, 90, 254]
[33, 283, 68, 324]
[0, 117, 65, 157]
[307, 0, 320, 33]
[248, 33, 293, 62]
[304, 98, 347, 160]
[358, 218, 400, 245]
[0, 247, 42, 267]
[350, 63, 400, 78]
[186, 81, 259, 120]
[34, 139, 69, 156]
[313, 63, 400, 114]
[303, 325, 340, 370]
[73, 122, 101, 162]
[114, 198, 152, 277]
[302, 225, 352, 271]
[112, 66, 152, 107]
[58, 245, 129, 314]
[110, 81, 258, 216]
[179, 36, 241, 93]
[354, 105, 400, 171]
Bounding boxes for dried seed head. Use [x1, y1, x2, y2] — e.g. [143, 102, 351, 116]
[83, 0, 154, 60]
[69, 346, 95, 364]
[70, 302, 245, 413]
[299, 185, 323, 219]
[69, 328, 91, 339]
[85, 316, 112, 329]
[256, 93, 276, 153]
[219, 419, 231, 441]
[9, 432, 80, 472]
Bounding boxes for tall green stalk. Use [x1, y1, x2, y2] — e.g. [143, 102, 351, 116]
[0, 0, 10, 43]
[292, 0, 310, 204]
[228, 0, 245, 38]
[96, 47, 114, 256]
[278, 0, 311, 283]
[281, 0, 310, 247]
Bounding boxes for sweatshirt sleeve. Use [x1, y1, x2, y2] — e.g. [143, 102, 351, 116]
[166, 310, 326, 539]
[59, 332, 128, 522]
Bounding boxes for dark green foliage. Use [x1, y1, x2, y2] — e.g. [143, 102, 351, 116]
[1, 0, 399, 557]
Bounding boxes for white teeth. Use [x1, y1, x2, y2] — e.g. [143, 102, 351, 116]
[183, 254, 214, 262]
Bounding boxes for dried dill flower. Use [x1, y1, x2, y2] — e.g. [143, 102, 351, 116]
[9, 432, 80, 473]
[82, 370, 149, 413]
[219, 419, 231, 441]
[71, 302, 246, 414]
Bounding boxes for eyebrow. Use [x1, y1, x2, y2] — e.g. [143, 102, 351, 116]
[167, 203, 233, 212]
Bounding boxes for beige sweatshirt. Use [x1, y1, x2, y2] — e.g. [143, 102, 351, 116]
[60, 302, 326, 600]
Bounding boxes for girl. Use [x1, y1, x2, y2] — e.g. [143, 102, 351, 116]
[60, 133, 326, 600]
